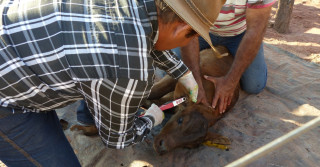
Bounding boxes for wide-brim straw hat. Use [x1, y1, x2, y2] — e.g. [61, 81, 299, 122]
[164, 0, 226, 57]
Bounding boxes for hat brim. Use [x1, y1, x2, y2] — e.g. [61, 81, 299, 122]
[163, 0, 221, 56]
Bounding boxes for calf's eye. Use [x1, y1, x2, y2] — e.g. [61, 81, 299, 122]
[177, 117, 183, 125]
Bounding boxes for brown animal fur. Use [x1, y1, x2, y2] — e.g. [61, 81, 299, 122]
[151, 47, 239, 155]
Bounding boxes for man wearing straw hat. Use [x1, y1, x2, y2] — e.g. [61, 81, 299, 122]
[0, 0, 225, 166]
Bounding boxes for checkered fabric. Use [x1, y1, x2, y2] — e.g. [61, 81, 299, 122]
[79, 78, 155, 148]
[0, 0, 188, 148]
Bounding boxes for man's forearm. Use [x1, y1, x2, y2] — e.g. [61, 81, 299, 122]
[226, 7, 271, 82]
[226, 30, 264, 82]
[180, 37, 209, 105]
[180, 38, 202, 85]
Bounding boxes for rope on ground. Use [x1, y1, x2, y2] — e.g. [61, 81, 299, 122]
[226, 116, 320, 167]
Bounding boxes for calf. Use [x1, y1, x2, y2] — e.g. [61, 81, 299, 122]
[150, 47, 240, 155]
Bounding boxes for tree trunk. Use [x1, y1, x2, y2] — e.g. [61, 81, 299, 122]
[274, 0, 295, 34]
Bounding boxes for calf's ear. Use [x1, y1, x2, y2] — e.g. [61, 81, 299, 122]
[173, 82, 193, 104]
[174, 82, 188, 98]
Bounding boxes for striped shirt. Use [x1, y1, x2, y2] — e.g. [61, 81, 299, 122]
[211, 0, 276, 36]
[0, 0, 187, 148]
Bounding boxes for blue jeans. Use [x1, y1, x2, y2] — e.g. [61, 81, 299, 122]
[173, 31, 267, 94]
[0, 107, 81, 167]
[77, 100, 95, 126]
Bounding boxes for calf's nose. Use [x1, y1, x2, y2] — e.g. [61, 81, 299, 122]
[157, 139, 168, 155]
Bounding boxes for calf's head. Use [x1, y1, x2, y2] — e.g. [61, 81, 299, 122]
[153, 102, 217, 155]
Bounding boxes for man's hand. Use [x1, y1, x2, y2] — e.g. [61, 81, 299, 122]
[196, 83, 210, 106]
[179, 70, 209, 106]
[178, 71, 198, 102]
[144, 104, 165, 126]
[204, 75, 238, 113]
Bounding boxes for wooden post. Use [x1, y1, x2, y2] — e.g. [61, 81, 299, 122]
[273, 0, 295, 33]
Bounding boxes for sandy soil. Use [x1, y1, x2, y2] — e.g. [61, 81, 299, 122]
[264, 0, 320, 63]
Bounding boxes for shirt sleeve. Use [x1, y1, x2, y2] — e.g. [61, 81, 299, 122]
[247, 0, 276, 9]
[76, 79, 156, 149]
[150, 49, 189, 80]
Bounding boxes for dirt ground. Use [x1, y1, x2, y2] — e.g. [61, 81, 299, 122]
[265, 0, 320, 63]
